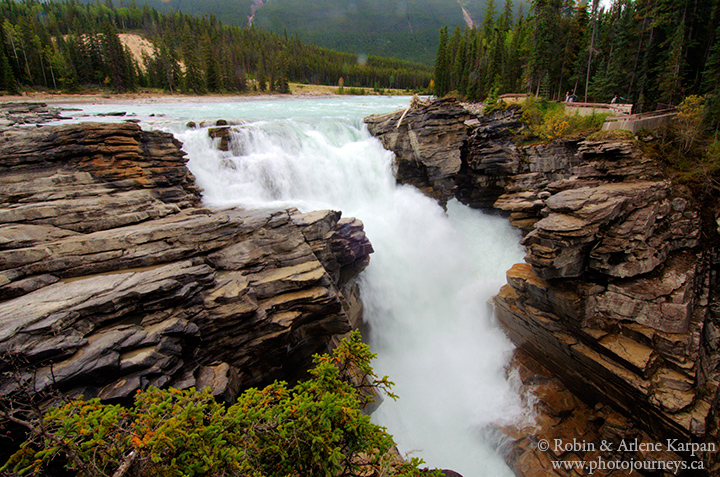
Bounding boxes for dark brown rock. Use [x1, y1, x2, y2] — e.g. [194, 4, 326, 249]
[208, 126, 231, 151]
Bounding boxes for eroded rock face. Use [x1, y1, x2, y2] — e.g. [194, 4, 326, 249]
[0, 122, 373, 404]
[456, 106, 524, 209]
[365, 99, 719, 474]
[364, 97, 474, 206]
[504, 349, 687, 477]
[492, 139, 716, 471]
[486, 137, 716, 467]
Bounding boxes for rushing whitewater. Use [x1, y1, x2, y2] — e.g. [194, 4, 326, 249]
[59, 96, 528, 475]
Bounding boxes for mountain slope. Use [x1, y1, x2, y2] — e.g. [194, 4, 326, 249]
[100, 0, 487, 65]
[251, 0, 474, 65]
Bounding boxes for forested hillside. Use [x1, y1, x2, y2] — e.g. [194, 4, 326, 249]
[81, 0, 492, 66]
[434, 0, 720, 116]
[107, 0, 257, 28]
[251, 0, 481, 65]
[0, 0, 432, 94]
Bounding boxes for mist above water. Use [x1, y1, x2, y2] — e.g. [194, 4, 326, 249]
[61, 97, 529, 475]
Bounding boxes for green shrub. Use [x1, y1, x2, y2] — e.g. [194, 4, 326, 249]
[482, 88, 508, 115]
[1, 331, 436, 477]
[519, 96, 611, 141]
[674, 95, 707, 152]
[666, 139, 720, 194]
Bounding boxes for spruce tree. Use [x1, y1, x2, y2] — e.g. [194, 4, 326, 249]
[0, 44, 20, 94]
[101, 19, 128, 91]
[183, 46, 205, 94]
[702, 20, 720, 129]
[434, 26, 450, 97]
[0, 28, 20, 94]
[499, 0, 514, 33]
[204, 40, 221, 92]
[482, 0, 498, 40]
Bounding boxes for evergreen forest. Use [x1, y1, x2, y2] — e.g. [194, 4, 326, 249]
[0, 0, 433, 95]
[78, 0, 488, 66]
[434, 0, 720, 116]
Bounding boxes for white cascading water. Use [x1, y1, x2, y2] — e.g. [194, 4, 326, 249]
[59, 97, 529, 475]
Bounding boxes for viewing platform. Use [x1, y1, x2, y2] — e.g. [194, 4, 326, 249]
[601, 108, 677, 134]
[565, 101, 633, 116]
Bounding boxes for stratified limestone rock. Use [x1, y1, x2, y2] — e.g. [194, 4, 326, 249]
[503, 349, 687, 477]
[487, 137, 714, 456]
[519, 180, 700, 280]
[0, 121, 373, 405]
[590, 252, 703, 334]
[456, 107, 524, 208]
[0, 122, 201, 215]
[364, 97, 474, 205]
[486, 136, 713, 462]
[495, 261, 715, 467]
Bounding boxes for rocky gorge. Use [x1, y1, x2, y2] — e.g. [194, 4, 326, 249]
[2, 96, 719, 476]
[365, 98, 720, 475]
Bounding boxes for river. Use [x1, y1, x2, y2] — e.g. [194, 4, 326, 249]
[55, 95, 529, 476]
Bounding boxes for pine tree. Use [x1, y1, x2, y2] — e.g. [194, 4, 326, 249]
[530, 0, 563, 97]
[0, 27, 20, 94]
[434, 26, 450, 97]
[482, 0, 498, 40]
[701, 13, 720, 129]
[453, 30, 467, 96]
[101, 19, 128, 91]
[183, 45, 205, 94]
[448, 26, 462, 91]
[204, 40, 221, 92]
[0, 43, 19, 94]
[657, 13, 687, 104]
[157, 40, 181, 93]
[499, 0, 514, 33]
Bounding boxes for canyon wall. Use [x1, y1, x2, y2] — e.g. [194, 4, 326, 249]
[0, 121, 373, 405]
[366, 99, 720, 475]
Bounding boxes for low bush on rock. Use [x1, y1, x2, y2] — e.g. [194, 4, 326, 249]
[520, 96, 610, 141]
[1, 331, 435, 477]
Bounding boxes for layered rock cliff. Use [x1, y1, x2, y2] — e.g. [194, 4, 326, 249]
[366, 99, 720, 475]
[0, 122, 373, 405]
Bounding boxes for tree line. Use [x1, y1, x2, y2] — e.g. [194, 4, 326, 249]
[434, 0, 720, 116]
[0, 0, 432, 95]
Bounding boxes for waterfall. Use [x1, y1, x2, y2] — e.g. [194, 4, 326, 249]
[62, 97, 530, 475]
